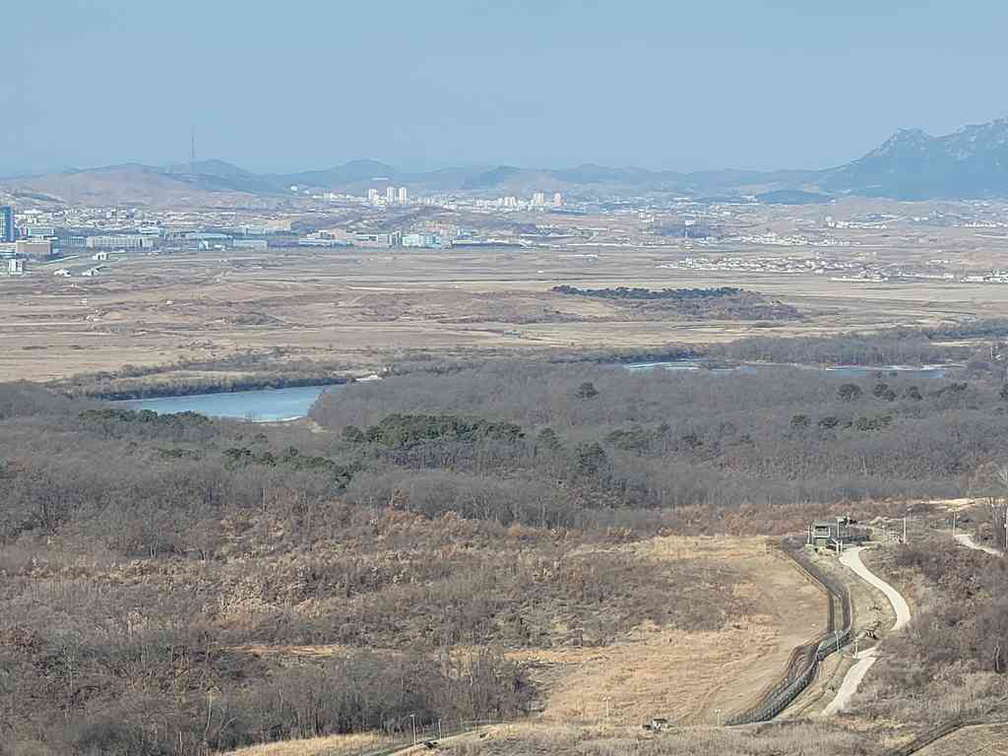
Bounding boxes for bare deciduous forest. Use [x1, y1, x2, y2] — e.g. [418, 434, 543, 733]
[6, 339, 1008, 754]
[313, 360, 1008, 517]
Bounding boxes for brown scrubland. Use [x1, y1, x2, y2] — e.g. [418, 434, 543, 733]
[6, 334, 1008, 755]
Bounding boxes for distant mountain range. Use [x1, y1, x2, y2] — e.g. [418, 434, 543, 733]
[820, 119, 1008, 199]
[6, 118, 1008, 206]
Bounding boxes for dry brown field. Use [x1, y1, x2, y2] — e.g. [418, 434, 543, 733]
[219, 536, 831, 756]
[225, 720, 872, 756]
[226, 732, 399, 756]
[392, 721, 871, 756]
[226, 537, 826, 728]
[4, 237, 1008, 383]
[512, 536, 826, 727]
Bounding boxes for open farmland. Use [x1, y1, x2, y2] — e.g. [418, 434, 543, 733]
[7, 235, 1008, 385]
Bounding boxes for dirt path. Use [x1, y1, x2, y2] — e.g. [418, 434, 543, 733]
[954, 532, 1004, 557]
[821, 647, 878, 716]
[821, 546, 911, 716]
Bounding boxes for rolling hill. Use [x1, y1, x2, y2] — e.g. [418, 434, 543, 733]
[6, 117, 1008, 205]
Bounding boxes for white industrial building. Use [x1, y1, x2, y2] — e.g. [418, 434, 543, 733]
[85, 235, 155, 250]
[402, 232, 442, 248]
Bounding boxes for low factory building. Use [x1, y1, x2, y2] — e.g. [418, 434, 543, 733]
[85, 234, 155, 250]
[16, 239, 53, 260]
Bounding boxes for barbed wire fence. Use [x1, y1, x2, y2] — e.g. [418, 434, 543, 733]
[726, 539, 853, 725]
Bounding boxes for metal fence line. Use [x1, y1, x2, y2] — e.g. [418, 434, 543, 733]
[726, 539, 853, 725]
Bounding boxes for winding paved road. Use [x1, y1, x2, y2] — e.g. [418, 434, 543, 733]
[822, 546, 911, 716]
[840, 546, 911, 631]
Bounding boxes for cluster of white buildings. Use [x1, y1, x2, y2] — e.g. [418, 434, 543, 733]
[469, 191, 563, 212]
[662, 255, 872, 277]
[367, 186, 409, 206]
[358, 188, 564, 213]
[351, 230, 444, 248]
[728, 231, 852, 248]
[662, 254, 1008, 286]
[823, 215, 890, 230]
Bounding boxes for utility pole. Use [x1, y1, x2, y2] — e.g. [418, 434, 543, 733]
[835, 629, 840, 653]
[411, 714, 417, 746]
[903, 515, 907, 545]
[715, 708, 722, 727]
[953, 510, 958, 536]
[437, 719, 442, 740]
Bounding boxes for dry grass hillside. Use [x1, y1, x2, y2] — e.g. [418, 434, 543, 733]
[914, 722, 1008, 755]
[225, 732, 399, 756]
[224, 721, 873, 756]
[414, 722, 871, 756]
[508, 536, 826, 726]
[216, 536, 833, 756]
[223, 535, 826, 729]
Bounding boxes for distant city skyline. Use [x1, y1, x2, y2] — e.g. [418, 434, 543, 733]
[4, 1, 1008, 177]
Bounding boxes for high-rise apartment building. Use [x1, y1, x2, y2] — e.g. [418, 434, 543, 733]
[397, 186, 408, 205]
[532, 191, 545, 207]
[0, 206, 14, 242]
[386, 186, 396, 203]
[553, 192, 563, 207]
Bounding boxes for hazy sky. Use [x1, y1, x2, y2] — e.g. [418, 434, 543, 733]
[4, 0, 1008, 175]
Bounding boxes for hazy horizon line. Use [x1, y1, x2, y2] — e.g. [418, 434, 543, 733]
[4, 114, 1007, 181]
[0, 155, 831, 182]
